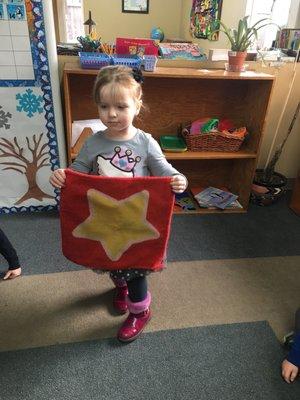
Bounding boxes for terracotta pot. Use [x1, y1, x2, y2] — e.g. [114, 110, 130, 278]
[227, 51, 247, 72]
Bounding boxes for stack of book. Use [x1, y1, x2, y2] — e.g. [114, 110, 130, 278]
[174, 191, 197, 212]
[191, 187, 242, 210]
[158, 42, 207, 60]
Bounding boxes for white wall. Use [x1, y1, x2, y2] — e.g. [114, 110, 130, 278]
[287, 0, 300, 28]
[83, 0, 182, 42]
[180, 0, 248, 51]
[259, 63, 300, 178]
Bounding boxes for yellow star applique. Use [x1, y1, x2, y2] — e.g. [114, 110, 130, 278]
[72, 189, 159, 261]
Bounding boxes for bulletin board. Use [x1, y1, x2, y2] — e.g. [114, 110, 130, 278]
[0, 0, 60, 214]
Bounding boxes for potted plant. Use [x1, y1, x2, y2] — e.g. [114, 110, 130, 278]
[210, 16, 274, 72]
[254, 101, 300, 187]
[251, 102, 300, 206]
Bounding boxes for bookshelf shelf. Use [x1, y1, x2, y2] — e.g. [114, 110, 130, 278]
[63, 63, 274, 214]
[163, 150, 257, 160]
[174, 206, 247, 215]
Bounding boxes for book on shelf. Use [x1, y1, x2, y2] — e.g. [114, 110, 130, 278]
[115, 37, 159, 56]
[174, 191, 197, 211]
[190, 187, 241, 210]
[158, 42, 207, 60]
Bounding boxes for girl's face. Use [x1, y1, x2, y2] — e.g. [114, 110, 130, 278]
[98, 83, 141, 137]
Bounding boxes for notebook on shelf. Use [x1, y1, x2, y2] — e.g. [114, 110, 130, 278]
[158, 42, 207, 60]
[190, 187, 241, 210]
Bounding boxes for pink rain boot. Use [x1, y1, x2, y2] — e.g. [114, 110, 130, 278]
[111, 277, 128, 314]
[117, 292, 151, 342]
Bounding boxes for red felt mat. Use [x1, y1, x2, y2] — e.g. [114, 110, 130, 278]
[60, 169, 174, 271]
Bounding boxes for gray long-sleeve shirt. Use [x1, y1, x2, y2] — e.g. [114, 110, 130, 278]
[71, 129, 186, 182]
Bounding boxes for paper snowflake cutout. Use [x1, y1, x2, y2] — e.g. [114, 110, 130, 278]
[0, 106, 12, 129]
[16, 89, 43, 118]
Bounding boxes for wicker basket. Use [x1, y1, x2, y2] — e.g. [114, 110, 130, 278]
[182, 124, 245, 152]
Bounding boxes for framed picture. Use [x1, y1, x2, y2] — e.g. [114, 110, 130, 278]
[190, 0, 223, 40]
[122, 0, 149, 14]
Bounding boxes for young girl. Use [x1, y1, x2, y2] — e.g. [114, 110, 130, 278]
[282, 309, 300, 383]
[0, 228, 22, 280]
[50, 65, 187, 342]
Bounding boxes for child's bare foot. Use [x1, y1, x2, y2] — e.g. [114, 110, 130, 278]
[3, 267, 22, 280]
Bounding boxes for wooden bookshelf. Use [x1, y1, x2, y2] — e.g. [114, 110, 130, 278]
[63, 63, 274, 213]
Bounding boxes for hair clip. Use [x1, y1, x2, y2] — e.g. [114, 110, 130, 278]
[131, 68, 144, 84]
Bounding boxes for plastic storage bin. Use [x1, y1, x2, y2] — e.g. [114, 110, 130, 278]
[79, 52, 111, 69]
[111, 55, 142, 68]
[143, 55, 158, 71]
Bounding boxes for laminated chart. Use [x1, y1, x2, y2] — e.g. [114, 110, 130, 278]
[0, 0, 34, 80]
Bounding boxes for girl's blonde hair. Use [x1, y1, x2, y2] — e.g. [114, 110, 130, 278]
[93, 65, 143, 105]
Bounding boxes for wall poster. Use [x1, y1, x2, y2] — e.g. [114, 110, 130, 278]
[0, 0, 60, 214]
[190, 0, 223, 40]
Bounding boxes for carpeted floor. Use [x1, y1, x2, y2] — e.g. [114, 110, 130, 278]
[1, 256, 300, 351]
[0, 193, 300, 399]
[0, 193, 299, 276]
[1, 322, 300, 400]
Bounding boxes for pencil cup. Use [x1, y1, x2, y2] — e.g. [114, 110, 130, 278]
[143, 55, 158, 72]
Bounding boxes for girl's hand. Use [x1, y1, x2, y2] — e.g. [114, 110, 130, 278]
[3, 267, 21, 280]
[49, 168, 66, 189]
[170, 175, 187, 194]
[282, 359, 299, 383]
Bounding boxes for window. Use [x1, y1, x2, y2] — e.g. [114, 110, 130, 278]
[57, 0, 84, 43]
[65, 0, 84, 42]
[246, 0, 292, 50]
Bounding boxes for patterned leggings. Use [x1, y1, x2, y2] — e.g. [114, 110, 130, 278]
[296, 309, 300, 333]
[110, 272, 148, 302]
[0, 228, 20, 270]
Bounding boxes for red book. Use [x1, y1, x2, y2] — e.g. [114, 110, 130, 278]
[116, 37, 159, 56]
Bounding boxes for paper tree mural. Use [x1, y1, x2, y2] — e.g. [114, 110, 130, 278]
[16, 89, 44, 118]
[0, 106, 12, 130]
[0, 1, 60, 213]
[0, 133, 54, 205]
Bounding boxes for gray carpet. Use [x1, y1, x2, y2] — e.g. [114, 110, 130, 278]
[0, 193, 299, 276]
[0, 321, 299, 400]
[169, 194, 300, 261]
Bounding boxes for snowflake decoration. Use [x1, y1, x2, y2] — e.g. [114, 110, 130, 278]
[16, 89, 43, 118]
[0, 106, 12, 130]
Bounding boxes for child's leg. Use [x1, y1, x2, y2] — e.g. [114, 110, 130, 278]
[118, 275, 151, 343]
[295, 308, 300, 334]
[0, 228, 20, 269]
[109, 272, 128, 314]
[127, 275, 148, 302]
[283, 308, 300, 348]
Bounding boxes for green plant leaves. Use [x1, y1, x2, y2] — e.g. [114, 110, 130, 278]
[208, 16, 277, 52]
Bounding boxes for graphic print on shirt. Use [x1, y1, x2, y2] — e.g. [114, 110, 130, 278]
[97, 146, 141, 177]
